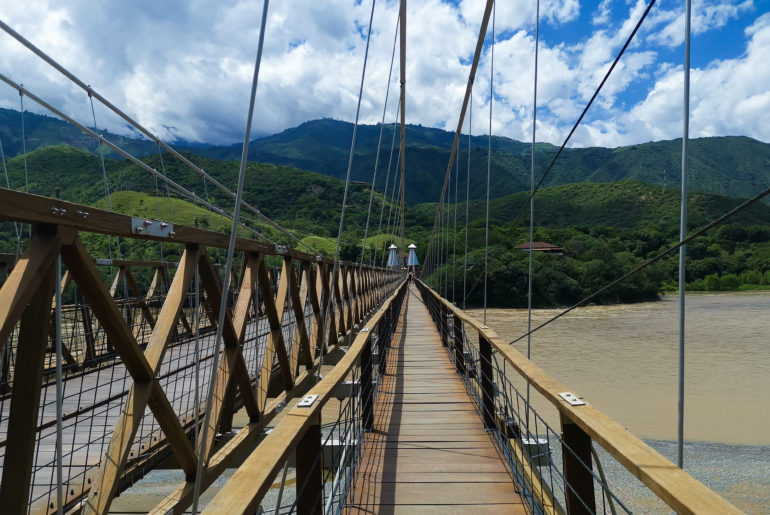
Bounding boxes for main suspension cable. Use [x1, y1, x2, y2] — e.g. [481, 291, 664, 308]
[421, 0, 494, 278]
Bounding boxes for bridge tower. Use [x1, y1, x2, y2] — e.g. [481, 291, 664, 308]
[407, 243, 419, 273]
[386, 243, 400, 269]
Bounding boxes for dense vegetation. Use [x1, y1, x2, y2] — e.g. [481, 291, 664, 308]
[417, 181, 770, 306]
[2, 110, 770, 307]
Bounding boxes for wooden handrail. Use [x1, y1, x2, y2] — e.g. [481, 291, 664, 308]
[0, 189, 379, 268]
[416, 279, 740, 515]
[202, 279, 408, 514]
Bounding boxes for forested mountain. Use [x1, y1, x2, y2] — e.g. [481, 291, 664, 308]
[2, 110, 769, 206]
[3, 109, 770, 306]
[2, 142, 770, 306]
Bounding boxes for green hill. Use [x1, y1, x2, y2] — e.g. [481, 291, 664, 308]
[0, 144, 399, 245]
[466, 180, 770, 230]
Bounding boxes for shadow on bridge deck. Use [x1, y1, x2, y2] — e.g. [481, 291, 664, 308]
[346, 284, 526, 514]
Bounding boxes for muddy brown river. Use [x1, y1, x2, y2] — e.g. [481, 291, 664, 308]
[469, 291, 770, 446]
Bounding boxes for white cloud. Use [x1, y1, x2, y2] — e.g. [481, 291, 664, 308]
[649, 0, 754, 47]
[593, 0, 614, 26]
[576, 11, 770, 145]
[0, 0, 766, 150]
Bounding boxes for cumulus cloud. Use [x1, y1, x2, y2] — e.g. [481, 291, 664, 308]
[649, 0, 754, 47]
[571, 10, 770, 146]
[0, 0, 767, 149]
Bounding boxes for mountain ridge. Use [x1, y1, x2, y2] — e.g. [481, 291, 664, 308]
[2, 108, 769, 206]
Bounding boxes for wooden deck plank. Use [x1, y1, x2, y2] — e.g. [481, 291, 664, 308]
[346, 284, 524, 513]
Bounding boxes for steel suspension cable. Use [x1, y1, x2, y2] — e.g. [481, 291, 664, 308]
[678, 0, 692, 470]
[0, 74, 269, 242]
[445, 163, 451, 296]
[383, 143, 402, 265]
[463, 94, 471, 310]
[154, 143, 176, 260]
[526, 0, 540, 430]
[359, 12, 399, 274]
[372, 112, 400, 267]
[19, 92, 29, 194]
[453, 147, 458, 304]
[89, 92, 122, 259]
[19, 92, 30, 241]
[191, 1, 269, 512]
[193, 264, 201, 443]
[157, 146, 175, 221]
[55, 244, 63, 514]
[0, 136, 21, 249]
[398, 0, 407, 254]
[483, 3, 495, 325]
[322, 0, 378, 380]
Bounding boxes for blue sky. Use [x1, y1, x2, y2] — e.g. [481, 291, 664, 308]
[0, 0, 768, 147]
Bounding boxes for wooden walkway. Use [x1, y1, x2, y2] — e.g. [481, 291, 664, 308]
[346, 285, 526, 513]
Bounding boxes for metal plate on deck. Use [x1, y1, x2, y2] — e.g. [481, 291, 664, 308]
[559, 392, 585, 406]
[131, 217, 174, 238]
[297, 394, 318, 407]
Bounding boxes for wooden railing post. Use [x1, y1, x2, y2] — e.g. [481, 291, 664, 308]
[0, 226, 58, 513]
[453, 313, 465, 374]
[439, 304, 448, 347]
[478, 332, 495, 429]
[361, 335, 374, 431]
[378, 304, 389, 378]
[561, 414, 596, 514]
[296, 414, 323, 515]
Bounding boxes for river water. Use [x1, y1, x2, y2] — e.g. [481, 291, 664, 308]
[470, 291, 770, 445]
[468, 292, 770, 512]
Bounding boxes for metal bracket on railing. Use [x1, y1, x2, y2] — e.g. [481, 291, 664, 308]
[131, 216, 174, 238]
[559, 392, 586, 406]
[297, 394, 318, 407]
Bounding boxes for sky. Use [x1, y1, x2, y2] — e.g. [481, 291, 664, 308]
[0, 0, 768, 148]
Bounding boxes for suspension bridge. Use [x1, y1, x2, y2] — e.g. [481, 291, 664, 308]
[0, 0, 760, 513]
